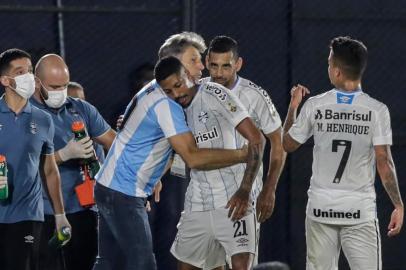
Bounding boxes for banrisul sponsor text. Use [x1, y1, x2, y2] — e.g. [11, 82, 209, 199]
[315, 109, 372, 135]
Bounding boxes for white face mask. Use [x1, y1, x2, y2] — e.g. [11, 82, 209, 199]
[9, 73, 36, 99]
[43, 87, 67, 108]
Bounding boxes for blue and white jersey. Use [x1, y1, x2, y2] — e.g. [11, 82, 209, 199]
[96, 80, 190, 197]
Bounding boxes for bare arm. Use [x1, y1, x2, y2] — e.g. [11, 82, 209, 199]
[282, 85, 310, 152]
[168, 132, 247, 170]
[256, 127, 286, 222]
[40, 154, 65, 215]
[375, 145, 404, 237]
[226, 117, 265, 221]
[94, 128, 116, 151]
[235, 117, 266, 193]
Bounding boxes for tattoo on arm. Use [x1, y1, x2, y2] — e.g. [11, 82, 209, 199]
[283, 107, 297, 137]
[381, 161, 403, 207]
[377, 147, 403, 207]
[240, 141, 263, 191]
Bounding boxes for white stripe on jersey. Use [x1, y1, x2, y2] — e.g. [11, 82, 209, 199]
[289, 88, 392, 225]
[96, 80, 190, 198]
[184, 82, 250, 212]
[201, 76, 283, 200]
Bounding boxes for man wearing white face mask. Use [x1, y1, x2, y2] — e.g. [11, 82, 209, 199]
[0, 48, 70, 270]
[30, 54, 116, 270]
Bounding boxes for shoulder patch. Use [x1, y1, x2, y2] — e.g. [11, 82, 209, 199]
[204, 83, 228, 102]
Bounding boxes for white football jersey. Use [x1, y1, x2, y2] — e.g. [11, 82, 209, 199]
[184, 81, 251, 212]
[289, 89, 392, 225]
[201, 77, 282, 199]
[231, 77, 282, 199]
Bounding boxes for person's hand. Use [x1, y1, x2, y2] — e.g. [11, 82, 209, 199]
[256, 189, 276, 223]
[58, 137, 94, 162]
[145, 201, 152, 212]
[388, 206, 404, 237]
[116, 114, 124, 130]
[153, 180, 162, 203]
[54, 213, 72, 246]
[290, 84, 310, 110]
[145, 181, 163, 212]
[226, 188, 250, 221]
[0, 176, 7, 189]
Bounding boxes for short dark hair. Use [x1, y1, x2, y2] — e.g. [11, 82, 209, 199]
[0, 48, 31, 76]
[330, 36, 368, 80]
[154, 56, 184, 83]
[208, 35, 239, 59]
[68, 81, 83, 90]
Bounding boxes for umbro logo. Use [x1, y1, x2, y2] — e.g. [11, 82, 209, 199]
[24, 235, 34, 243]
[236, 238, 249, 244]
[0, 123, 2, 131]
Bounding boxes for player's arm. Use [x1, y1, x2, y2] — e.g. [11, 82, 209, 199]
[40, 154, 71, 232]
[168, 132, 247, 170]
[226, 117, 265, 221]
[94, 128, 116, 150]
[257, 127, 286, 222]
[282, 84, 310, 152]
[41, 154, 64, 215]
[375, 145, 404, 237]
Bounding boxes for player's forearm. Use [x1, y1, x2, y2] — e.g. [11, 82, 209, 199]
[54, 151, 64, 165]
[263, 146, 286, 193]
[378, 158, 403, 208]
[187, 148, 246, 170]
[45, 171, 65, 214]
[282, 105, 297, 137]
[239, 139, 265, 192]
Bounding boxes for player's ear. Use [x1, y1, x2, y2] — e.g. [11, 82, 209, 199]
[0, 76, 10, 88]
[236, 57, 243, 72]
[205, 54, 210, 69]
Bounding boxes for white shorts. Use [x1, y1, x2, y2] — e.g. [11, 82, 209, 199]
[306, 217, 381, 270]
[171, 208, 257, 269]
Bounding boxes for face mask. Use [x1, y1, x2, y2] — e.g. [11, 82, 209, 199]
[43, 87, 67, 108]
[9, 73, 35, 99]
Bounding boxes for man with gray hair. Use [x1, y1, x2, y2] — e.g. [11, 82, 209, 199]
[158, 31, 206, 83]
[150, 31, 208, 270]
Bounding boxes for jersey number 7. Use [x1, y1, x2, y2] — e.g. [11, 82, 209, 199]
[332, 140, 352, 184]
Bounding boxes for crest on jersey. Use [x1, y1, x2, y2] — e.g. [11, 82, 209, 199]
[30, 121, 37, 134]
[198, 111, 208, 123]
[336, 93, 354, 104]
[0, 123, 2, 131]
[227, 102, 237, 112]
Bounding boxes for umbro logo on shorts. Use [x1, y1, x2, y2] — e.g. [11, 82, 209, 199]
[24, 235, 34, 243]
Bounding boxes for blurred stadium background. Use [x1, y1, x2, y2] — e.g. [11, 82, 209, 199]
[1, 0, 406, 269]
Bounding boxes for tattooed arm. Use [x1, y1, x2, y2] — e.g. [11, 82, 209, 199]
[375, 145, 404, 237]
[226, 117, 265, 221]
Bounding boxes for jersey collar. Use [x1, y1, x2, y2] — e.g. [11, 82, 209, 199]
[0, 94, 32, 114]
[333, 87, 363, 94]
[30, 96, 71, 113]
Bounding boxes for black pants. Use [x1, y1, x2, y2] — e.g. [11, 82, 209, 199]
[0, 221, 42, 270]
[149, 171, 189, 270]
[39, 210, 98, 270]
